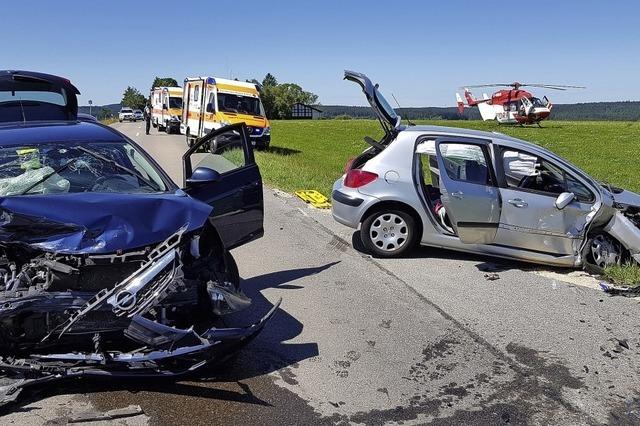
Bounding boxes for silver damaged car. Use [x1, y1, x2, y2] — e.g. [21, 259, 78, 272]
[332, 71, 640, 270]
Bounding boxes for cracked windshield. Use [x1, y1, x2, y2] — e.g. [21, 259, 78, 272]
[0, 142, 166, 195]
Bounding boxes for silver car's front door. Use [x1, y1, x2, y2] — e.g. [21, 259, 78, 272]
[435, 138, 501, 244]
[495, 147, 596, 255]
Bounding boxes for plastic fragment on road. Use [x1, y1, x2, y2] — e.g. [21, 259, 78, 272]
[484, 273, 500, 281]
[599, 282, 612, 292]
[599, 281, 640, 297]
[68, 405, 145, 423]
[295, 190, 331, 209]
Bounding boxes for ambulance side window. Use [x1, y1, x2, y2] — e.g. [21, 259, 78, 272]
[194, 86, 200, 102]
[207, 93, 215, 113]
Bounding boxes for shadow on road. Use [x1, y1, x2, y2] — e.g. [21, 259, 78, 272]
[215, 261, 340, 381]
[350, 230, 565, 275]
[351, 230, 493, 263]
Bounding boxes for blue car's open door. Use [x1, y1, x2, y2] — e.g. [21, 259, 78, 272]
[182, 123, 263, 249]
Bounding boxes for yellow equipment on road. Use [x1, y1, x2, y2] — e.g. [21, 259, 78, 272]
[294, 190, 331, 209]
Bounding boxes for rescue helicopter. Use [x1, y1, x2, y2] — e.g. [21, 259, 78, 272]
[456, 82, 585, 126]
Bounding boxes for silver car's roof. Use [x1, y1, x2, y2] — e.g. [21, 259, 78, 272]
[401, 124, 522, 141]
[402, 125, 555, 157]
[401, 124, 597, 185]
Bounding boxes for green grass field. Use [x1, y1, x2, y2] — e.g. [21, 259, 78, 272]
[258, 120, 640, 197]
[604, 263, 640, 288]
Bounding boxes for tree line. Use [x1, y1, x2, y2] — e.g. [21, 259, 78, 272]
[257, 73, 318, 119]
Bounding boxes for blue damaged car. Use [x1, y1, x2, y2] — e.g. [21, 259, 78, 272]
[0, 70, 278, 404]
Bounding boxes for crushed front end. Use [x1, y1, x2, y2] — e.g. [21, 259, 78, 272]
[0, 227, 279, 407]
[607, 188, 640, 264]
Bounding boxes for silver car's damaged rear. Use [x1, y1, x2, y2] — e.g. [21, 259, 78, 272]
[332, 71, 640, 270]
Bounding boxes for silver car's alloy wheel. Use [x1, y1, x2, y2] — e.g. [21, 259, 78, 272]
[590, 234, 621, 268]
[369, 213, 408, 252]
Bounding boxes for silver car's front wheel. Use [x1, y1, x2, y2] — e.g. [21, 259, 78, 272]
[361, 209, 417, 257]
[589, 234, 621, 268]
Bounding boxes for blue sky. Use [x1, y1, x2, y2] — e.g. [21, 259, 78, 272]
[4, 0, 639, 106]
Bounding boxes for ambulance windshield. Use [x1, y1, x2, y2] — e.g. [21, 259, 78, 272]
[217, 93, 264, 116]
[169, 97, 182, 109]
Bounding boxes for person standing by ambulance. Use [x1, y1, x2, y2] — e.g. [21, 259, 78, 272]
[144, 103, 151, 135]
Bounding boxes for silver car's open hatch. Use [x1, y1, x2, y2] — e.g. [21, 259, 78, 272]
[344, 70, 401, 135]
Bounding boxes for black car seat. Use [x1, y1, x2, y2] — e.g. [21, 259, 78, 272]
[464, 160, 488, 184]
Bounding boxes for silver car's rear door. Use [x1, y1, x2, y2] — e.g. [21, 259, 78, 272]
[435, 137, 501, 244]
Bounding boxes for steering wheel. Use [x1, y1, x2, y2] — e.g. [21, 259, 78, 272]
[518, 174, 537, 189]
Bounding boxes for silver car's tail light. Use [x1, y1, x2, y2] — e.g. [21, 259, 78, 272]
[344, 169, 378, 188]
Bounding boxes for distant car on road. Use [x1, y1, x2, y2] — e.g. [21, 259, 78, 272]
[118, 107, 134, 122]
[332, 71, 640, 271]
[133, 109, 143, 121]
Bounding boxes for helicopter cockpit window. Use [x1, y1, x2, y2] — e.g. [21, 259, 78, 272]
[530, 97, 547, 107]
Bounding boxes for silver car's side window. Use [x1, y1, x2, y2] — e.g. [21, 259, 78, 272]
[439, 143, 491, 185]
[565, 173, 596, 203]
[502, 149, 594, 202]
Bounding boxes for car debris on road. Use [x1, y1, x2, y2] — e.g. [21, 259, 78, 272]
[599, 281, 640, 297]
[67, 405, 145, 423]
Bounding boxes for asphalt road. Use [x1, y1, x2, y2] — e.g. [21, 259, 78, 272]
[4, 122, 640, 425]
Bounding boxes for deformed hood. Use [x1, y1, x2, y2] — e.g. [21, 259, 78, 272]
[612, 188, 640, 208]
[0, 191, 212, 254]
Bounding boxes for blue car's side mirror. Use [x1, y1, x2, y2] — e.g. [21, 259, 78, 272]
[186, 166, 220, 185]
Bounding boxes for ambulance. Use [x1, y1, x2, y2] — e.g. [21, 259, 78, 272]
[150, 86, 183, 134]
[181, 77, 270, 149]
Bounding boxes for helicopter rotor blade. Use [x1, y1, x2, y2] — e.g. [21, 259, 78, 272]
[460, 83, 585, 90]
[460, 84, 514, 89]
[520, 84, 586, 90]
